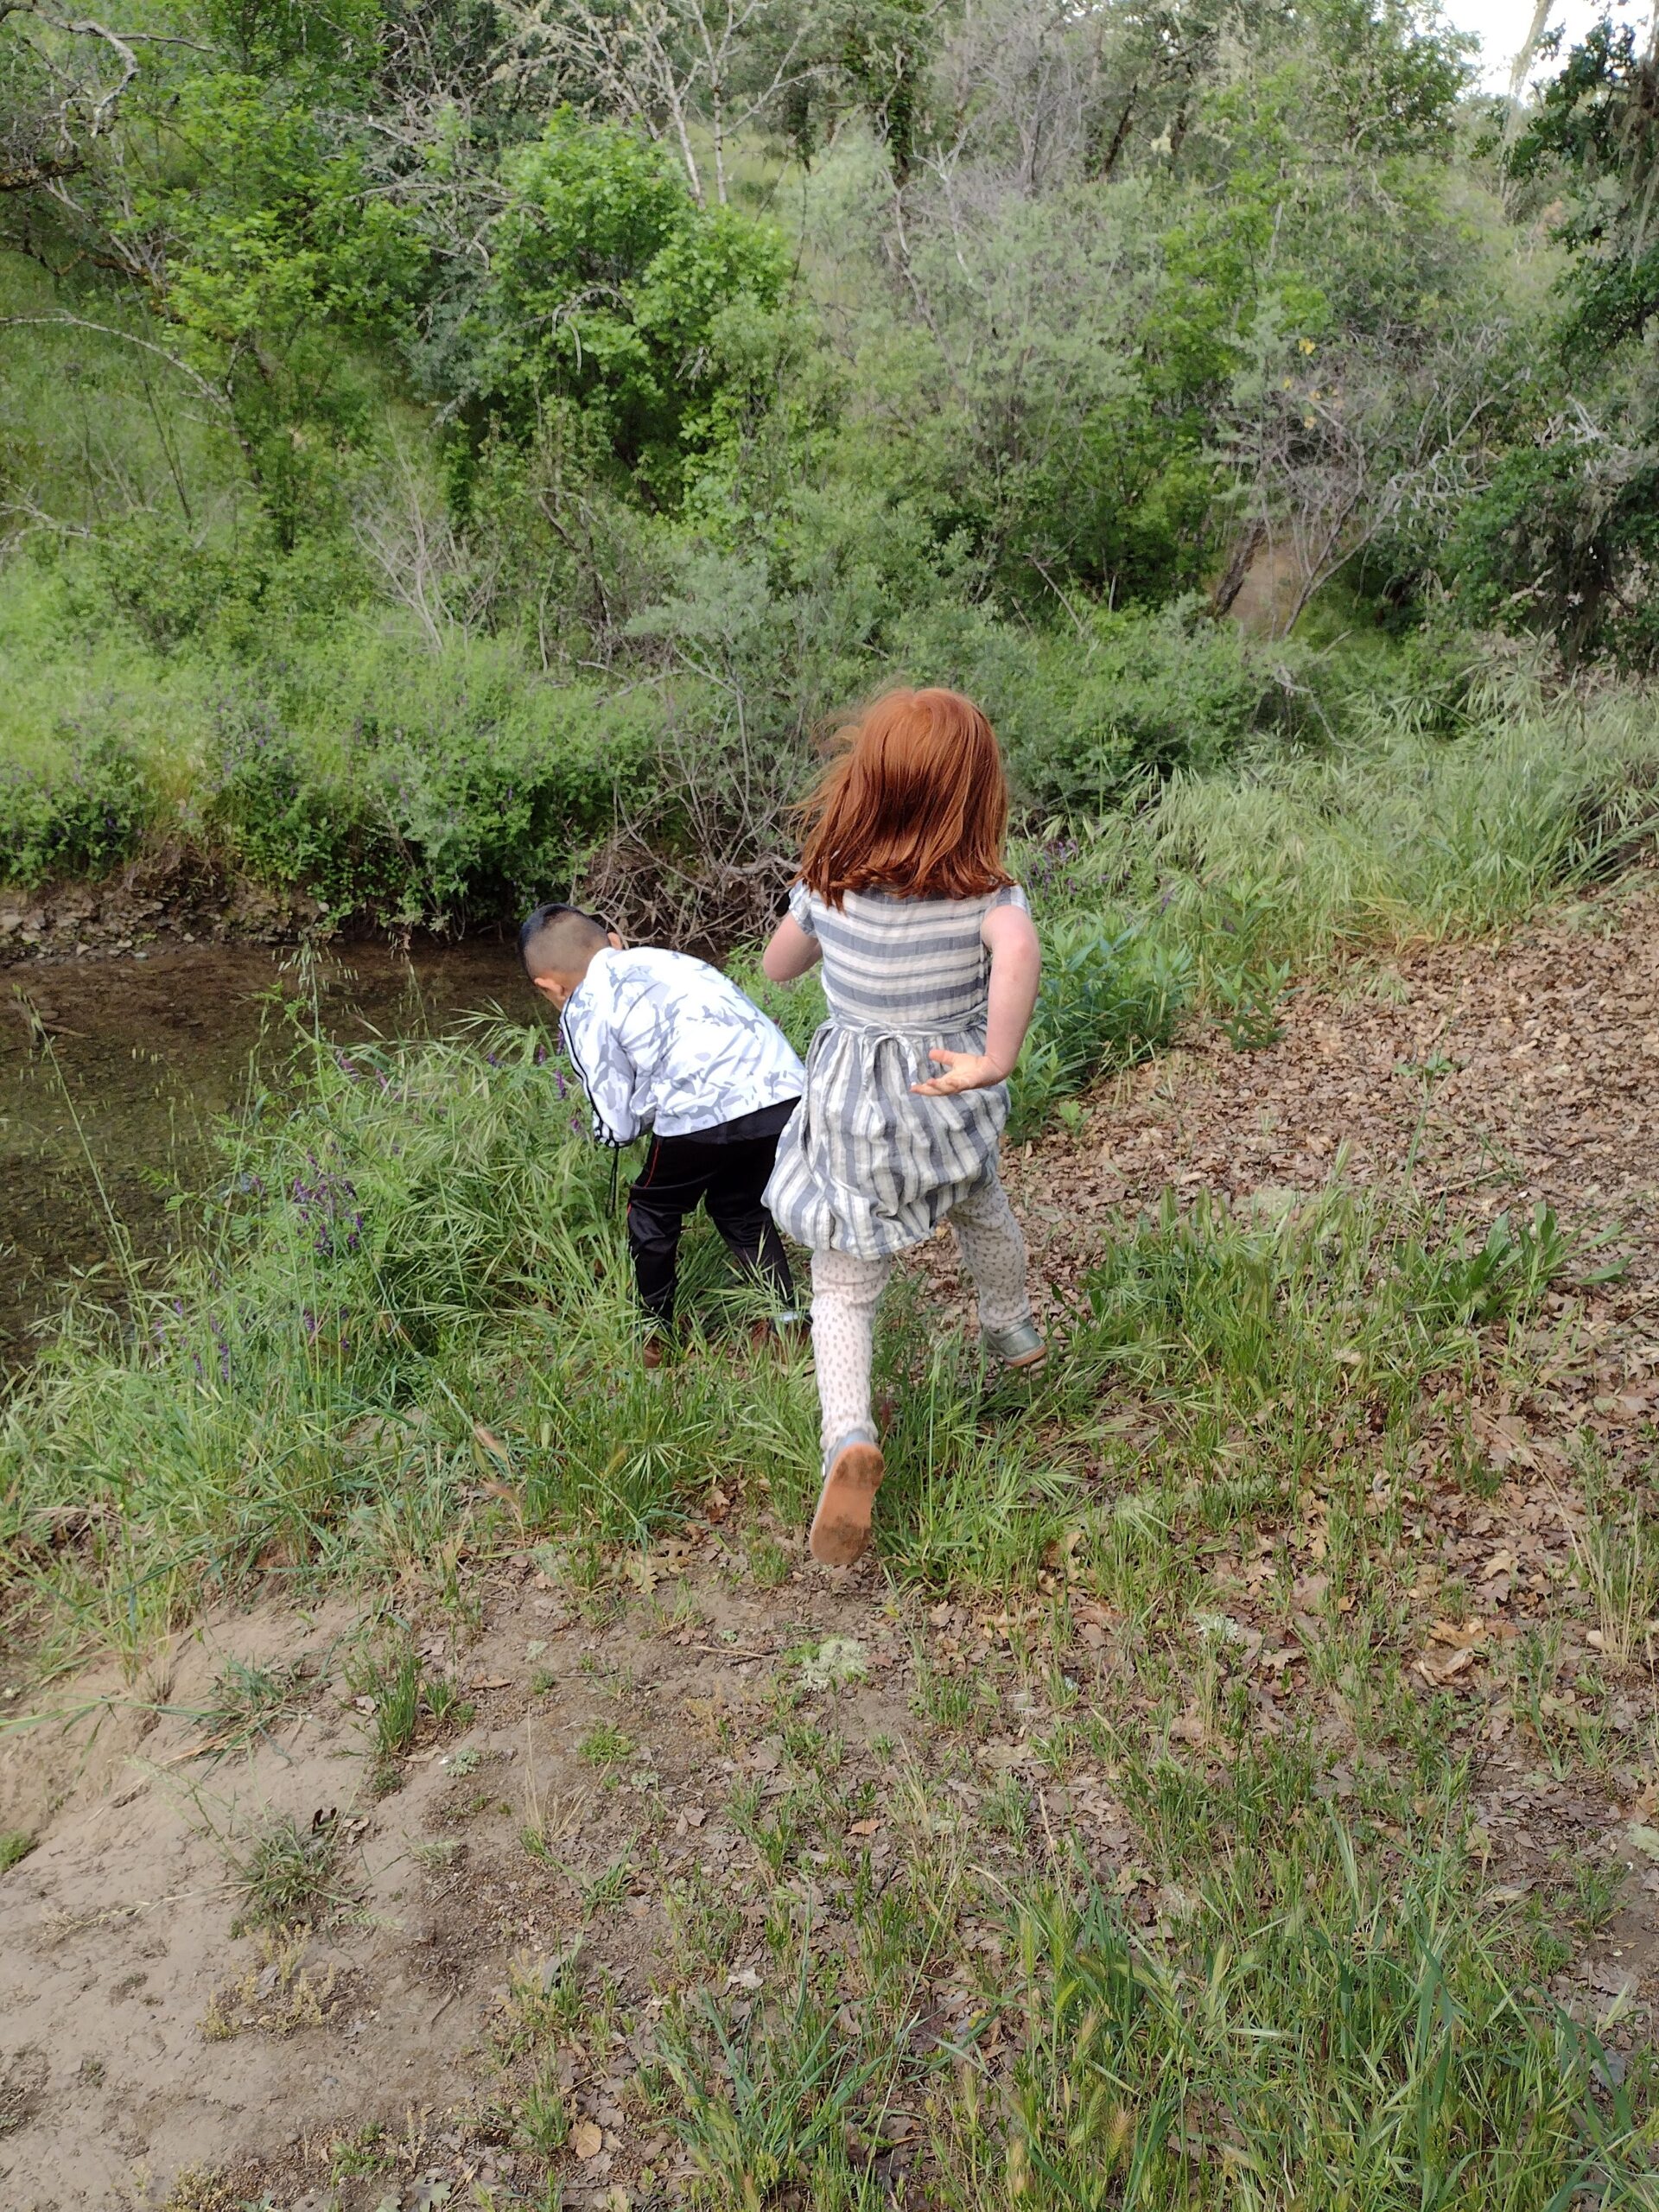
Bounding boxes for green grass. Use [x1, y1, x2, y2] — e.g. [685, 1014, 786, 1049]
[1147, 675, 1659, 968]
[0, 991, 1607, 1660]
[579, 1721, 636, 1768]
[8, 1110, 1656, 2198]
[625, 1720, 1659, 2208]
[615, 1713, 1659, 2210]
[199, 1655, 307, 1754]
[995, 1834, 1652, 2208]
[228, 1810, 347, 1932]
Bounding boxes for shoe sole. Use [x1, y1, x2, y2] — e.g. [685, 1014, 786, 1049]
[1003, 1344, 1046, 1371]
[808, 1442, 885, 1567]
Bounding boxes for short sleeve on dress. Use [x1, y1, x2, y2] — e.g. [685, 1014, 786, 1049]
[787, 880, 818, 936]
[988, 883, 1029, 915]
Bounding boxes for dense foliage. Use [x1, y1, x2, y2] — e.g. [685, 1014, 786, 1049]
[3, 0, 1657, 924]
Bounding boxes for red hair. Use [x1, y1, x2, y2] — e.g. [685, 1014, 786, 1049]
[798, 688, 1014, 906]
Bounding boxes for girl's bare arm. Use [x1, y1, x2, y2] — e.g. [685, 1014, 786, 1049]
[761, 915, 822, 982]
[912, 903, 1040, 1095]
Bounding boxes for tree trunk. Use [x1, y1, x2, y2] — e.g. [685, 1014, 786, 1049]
[1097, 85, 1137, 178]
[1211, 520, 1266, 616]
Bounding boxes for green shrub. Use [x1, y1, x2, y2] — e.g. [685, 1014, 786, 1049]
[899, 596, 1324, 815]
[459, 115, 791, 502]
[1028, 601, 1323, 810]
[206, 713, 397, 921]
[362, 683, 657, 923]
[0, 733, 151, 887]
[89, 514, 270, 654]
[1444, 442, 1659, 670]
[205, 646, 662, 925]
[1007, 920, 1192, 1140]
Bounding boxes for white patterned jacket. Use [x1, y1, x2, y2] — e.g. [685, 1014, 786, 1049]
[560, 947, 805, 1146]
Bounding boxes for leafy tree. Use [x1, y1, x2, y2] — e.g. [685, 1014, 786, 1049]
[147, 78, 423, 544]
[1, 42, 423, 550]
[1446, 434, 1659, 668]
[1459, 20, 1659, 664]
[458, 115, 791, 502]
[1507, 21, 1659, 368]
[200, 0, 385, 85]
[834, 0, 937, 180]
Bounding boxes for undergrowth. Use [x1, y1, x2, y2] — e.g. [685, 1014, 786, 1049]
[0, 1001, 1591, 1660]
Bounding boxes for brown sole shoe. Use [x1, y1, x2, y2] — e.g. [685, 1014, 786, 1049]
[808, 1440, 885, 1567]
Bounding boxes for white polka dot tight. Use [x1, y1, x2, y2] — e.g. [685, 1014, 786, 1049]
[809, 1169, 1033, 1453]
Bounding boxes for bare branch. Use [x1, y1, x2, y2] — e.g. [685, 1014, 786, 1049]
[492, 0, 825, 205]
[0, 312, 230, 411]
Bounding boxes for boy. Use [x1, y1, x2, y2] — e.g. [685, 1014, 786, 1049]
[520, 903, 805, 1362]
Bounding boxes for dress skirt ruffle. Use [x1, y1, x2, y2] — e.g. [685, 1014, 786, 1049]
[764, 1020, 1010, 1260]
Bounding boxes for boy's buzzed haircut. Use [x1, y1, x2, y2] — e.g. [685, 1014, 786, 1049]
[518, 902, 609, 978]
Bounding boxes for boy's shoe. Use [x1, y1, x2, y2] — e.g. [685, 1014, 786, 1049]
[643, 1333, 669, 1372]
[982, 1318, 1047, 1372]
[809, 1429, 884, 1567]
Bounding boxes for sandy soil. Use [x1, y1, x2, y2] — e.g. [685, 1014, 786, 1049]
[1, 1550, 921, 2211]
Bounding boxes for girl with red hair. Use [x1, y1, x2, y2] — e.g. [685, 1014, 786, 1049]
[762, 687, 1045, 1566]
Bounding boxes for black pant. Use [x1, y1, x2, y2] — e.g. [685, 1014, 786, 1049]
[626, 1127, 796, 1329]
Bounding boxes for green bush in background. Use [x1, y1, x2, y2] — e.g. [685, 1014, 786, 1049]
[1007, 920, 1192, 1141]
[0, 734, 150, 888]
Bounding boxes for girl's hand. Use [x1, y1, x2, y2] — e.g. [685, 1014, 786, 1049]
[912, 1049, 1007, 1096]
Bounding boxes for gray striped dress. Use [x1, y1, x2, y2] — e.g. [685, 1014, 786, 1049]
[764, 880, 1030, 1260]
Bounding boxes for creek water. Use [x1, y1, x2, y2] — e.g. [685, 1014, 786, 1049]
[2, 938, 529, 1374]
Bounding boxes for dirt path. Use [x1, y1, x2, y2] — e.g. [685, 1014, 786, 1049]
[2, 874, 1656, 2212]
[1001, 867, 1659, 1324]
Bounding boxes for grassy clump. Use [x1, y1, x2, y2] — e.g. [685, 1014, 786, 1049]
[1147, 683, 1659, 966]
[346, 1633, 474, 1792]
[1000, 1838, 1649, 2205]
[1006, 919, 1192, 1141]
[228, 1811, 346, 1932]
[198, 1655, 308, 1755]
[635, 1732, 1659, 2209]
